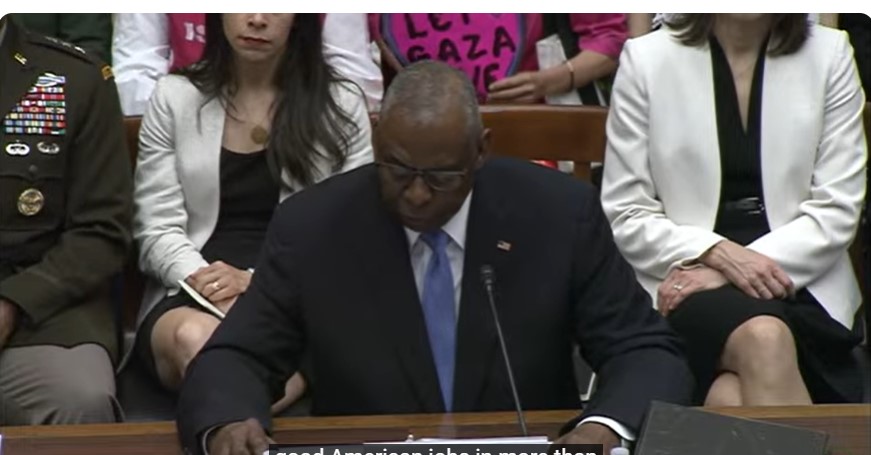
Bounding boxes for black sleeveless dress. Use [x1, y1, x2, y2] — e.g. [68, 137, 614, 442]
[136, 147, 279, 381]
[666, 37, 864, 404]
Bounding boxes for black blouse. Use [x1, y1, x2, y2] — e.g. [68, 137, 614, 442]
[710, 36, 772, 245]
[199, 147, 280, 269]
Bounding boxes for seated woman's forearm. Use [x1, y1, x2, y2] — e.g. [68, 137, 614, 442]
[538, 50, 617, 96]
[700, 240, 794, 299]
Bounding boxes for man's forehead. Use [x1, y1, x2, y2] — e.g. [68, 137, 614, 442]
[376, 125, 474, 168]
[378, 113, 467, 143]
[382, 113, 469, 146]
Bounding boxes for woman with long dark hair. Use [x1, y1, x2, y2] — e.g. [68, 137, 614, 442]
[602, 14, 866, 406]
[130, 13, 372, 407]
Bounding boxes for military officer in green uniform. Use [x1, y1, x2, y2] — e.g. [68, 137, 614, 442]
[0, 15, 131, 425]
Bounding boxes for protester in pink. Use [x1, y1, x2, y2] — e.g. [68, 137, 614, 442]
[371, 13, 626, 103]
[113, 13, 382, 115]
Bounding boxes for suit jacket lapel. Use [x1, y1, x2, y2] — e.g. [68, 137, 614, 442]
[685, 42, 722, 223]
[181, 95, 224, 247]
[453, 173, 513, 411]
[198, 95, 224, 199]
[348, 177, 444, 412]
[758, 50, 800, 225]
[0, 21, 39, 127]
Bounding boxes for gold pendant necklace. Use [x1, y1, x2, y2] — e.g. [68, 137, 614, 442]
[250, 125, 269, 145]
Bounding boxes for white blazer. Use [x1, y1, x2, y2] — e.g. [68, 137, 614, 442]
[132, 74, 373, 330]
[601, 25, 867, 329]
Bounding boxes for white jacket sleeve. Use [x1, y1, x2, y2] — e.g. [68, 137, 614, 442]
[600, 41, 725, 280]
[133, 78, 208, 288]
[112, 13, 171, 116]
[747, 33, 867, 289]
[323, 13, 383, 112]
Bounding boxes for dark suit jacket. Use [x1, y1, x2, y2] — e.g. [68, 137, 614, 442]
[0, 17, 131, 361]
[177, 159, 693, 453]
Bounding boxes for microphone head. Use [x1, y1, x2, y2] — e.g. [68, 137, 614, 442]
[480, 265, 495, 285]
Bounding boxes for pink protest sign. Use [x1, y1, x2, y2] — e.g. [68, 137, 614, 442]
[381, 14, 527, 99]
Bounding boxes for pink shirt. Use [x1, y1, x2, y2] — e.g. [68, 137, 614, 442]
[371, 13, 627, 100]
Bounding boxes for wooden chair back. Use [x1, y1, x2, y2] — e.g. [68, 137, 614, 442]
[480, 105, 608, 182]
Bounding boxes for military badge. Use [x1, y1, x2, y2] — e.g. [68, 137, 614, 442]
[5, 142, 30, 156]
[37, 141, 60, 155]
[35, 72, 66, 88]
[3, 72, 67, 136]
[17, 188, 45, 216]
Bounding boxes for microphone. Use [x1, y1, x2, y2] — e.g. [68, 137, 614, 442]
[480, 265, 528, 437]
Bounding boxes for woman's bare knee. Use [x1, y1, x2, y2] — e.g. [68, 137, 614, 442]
[721, 315, 796, 373]
[719, 317, 810, 405]
[151, 308, 221, 389]
[173, 316, 220, 362]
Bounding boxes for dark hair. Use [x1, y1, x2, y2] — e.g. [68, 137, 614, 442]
[178, 13, 359, 186]
[666, 14, 809, 56]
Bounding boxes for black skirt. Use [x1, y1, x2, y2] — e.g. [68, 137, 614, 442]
[668, 286, 863, 404]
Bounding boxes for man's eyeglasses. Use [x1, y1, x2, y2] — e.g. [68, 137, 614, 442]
[375, 161, 469, 192]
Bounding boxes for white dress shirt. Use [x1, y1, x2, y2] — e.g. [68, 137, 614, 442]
[404, 193, 471, 311]
[404, 192, 634, 444]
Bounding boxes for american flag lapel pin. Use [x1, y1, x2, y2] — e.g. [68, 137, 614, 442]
[497, 240, 512, 251]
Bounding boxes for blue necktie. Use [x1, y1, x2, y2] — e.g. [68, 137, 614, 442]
[420, 229, 456, 411]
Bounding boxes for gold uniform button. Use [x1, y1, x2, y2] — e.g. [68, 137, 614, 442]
[17, 188, 45, 216]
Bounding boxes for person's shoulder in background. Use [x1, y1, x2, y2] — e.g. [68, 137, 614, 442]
[837, 13, 871, 92]
[13, 13, 112, 63]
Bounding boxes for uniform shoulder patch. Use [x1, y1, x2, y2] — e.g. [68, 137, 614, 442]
[45, 36, 86, 54]
[28, 33, 102, 66]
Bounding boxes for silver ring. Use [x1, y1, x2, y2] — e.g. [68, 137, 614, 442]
[211, 281, 221, 291]
[672, 283, 684, 291]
